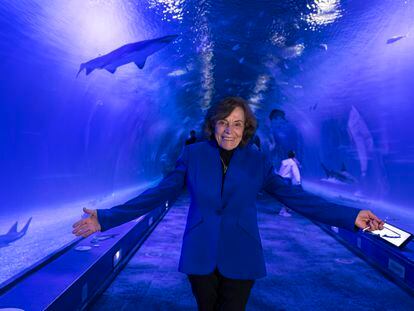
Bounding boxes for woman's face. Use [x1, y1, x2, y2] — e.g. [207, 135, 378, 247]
[214, 106, 245, 150]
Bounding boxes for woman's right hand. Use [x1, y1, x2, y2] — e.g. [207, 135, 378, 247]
[72, 207, 102, 237]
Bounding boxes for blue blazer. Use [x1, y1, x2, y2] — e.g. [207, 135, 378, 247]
[97, 141, 360, 279]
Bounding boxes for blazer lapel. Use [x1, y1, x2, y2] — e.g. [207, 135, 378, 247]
[221, 147, 244, 209]
[204, 140, 224, 207]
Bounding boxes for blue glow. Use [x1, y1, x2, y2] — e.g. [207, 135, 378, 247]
[0, 0, 414, 290]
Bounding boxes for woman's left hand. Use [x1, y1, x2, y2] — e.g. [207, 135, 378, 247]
[355, 210, 384, 231]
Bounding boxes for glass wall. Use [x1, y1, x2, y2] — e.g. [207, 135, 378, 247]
[1, 0, 413, 286]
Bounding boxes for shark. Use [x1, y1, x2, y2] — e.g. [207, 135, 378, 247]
[321, 163, 357, 184]
[347, 105, 373, 177]
[0, 217, 32, 247]
[77, 34, 178, 77]
[386, 35, 407, 44]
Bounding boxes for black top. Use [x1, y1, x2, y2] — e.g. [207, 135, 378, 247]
[217, 142, 235, 196]
[219, 146, 234, 172]
[185, 136, 197, 145]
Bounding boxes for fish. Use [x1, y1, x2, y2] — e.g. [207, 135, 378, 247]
[386, 35, 406, 44]
[0, 217, 32, 247]
[321, 163, 357, 184]
[309, 103, 317, 111]
[313, 103, 318, 110]
[319, 43, 328, 51]
[181, 81, 201, 88]
[167, 69, 187, 77]
[77, 34, 178, 77]
[232, 44, 240, 51]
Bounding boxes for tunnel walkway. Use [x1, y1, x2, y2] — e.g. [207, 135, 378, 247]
[91, 193, 414, 311]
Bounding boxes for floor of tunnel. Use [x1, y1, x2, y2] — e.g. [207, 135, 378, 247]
[90, 192, 414, 311]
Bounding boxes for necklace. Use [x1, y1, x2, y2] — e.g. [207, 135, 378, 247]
[220, 156, 228, 174]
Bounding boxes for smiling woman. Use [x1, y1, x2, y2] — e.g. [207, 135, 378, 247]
[72, 95, 383, 310]
[215, 111, 245, 150]
[203, 97, 257, 150]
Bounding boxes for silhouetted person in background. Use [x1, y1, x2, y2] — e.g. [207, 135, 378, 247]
[185, 130, 198, 145]
[279, 150, 301, 186]
[268, 108, 301, 170]
[251, 134, 261, 150]
[278, 150, 301, 217]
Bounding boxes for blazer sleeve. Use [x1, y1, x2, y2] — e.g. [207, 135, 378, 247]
[262, 159, 361, 231]
[97, 146, 189, 231]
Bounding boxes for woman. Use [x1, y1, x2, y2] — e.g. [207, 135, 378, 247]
[73, 97, 383, 311]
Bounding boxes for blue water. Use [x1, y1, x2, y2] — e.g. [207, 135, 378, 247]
[0, 0, 413, 286]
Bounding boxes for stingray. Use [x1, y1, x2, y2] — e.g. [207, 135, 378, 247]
[0, 217, 32, 247]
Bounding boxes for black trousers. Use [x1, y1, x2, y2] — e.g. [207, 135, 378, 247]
[188, 268, 255, 311]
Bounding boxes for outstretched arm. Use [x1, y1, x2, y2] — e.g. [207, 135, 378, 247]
[72, 147, 189, 237]
[262, 160, 383, 231]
